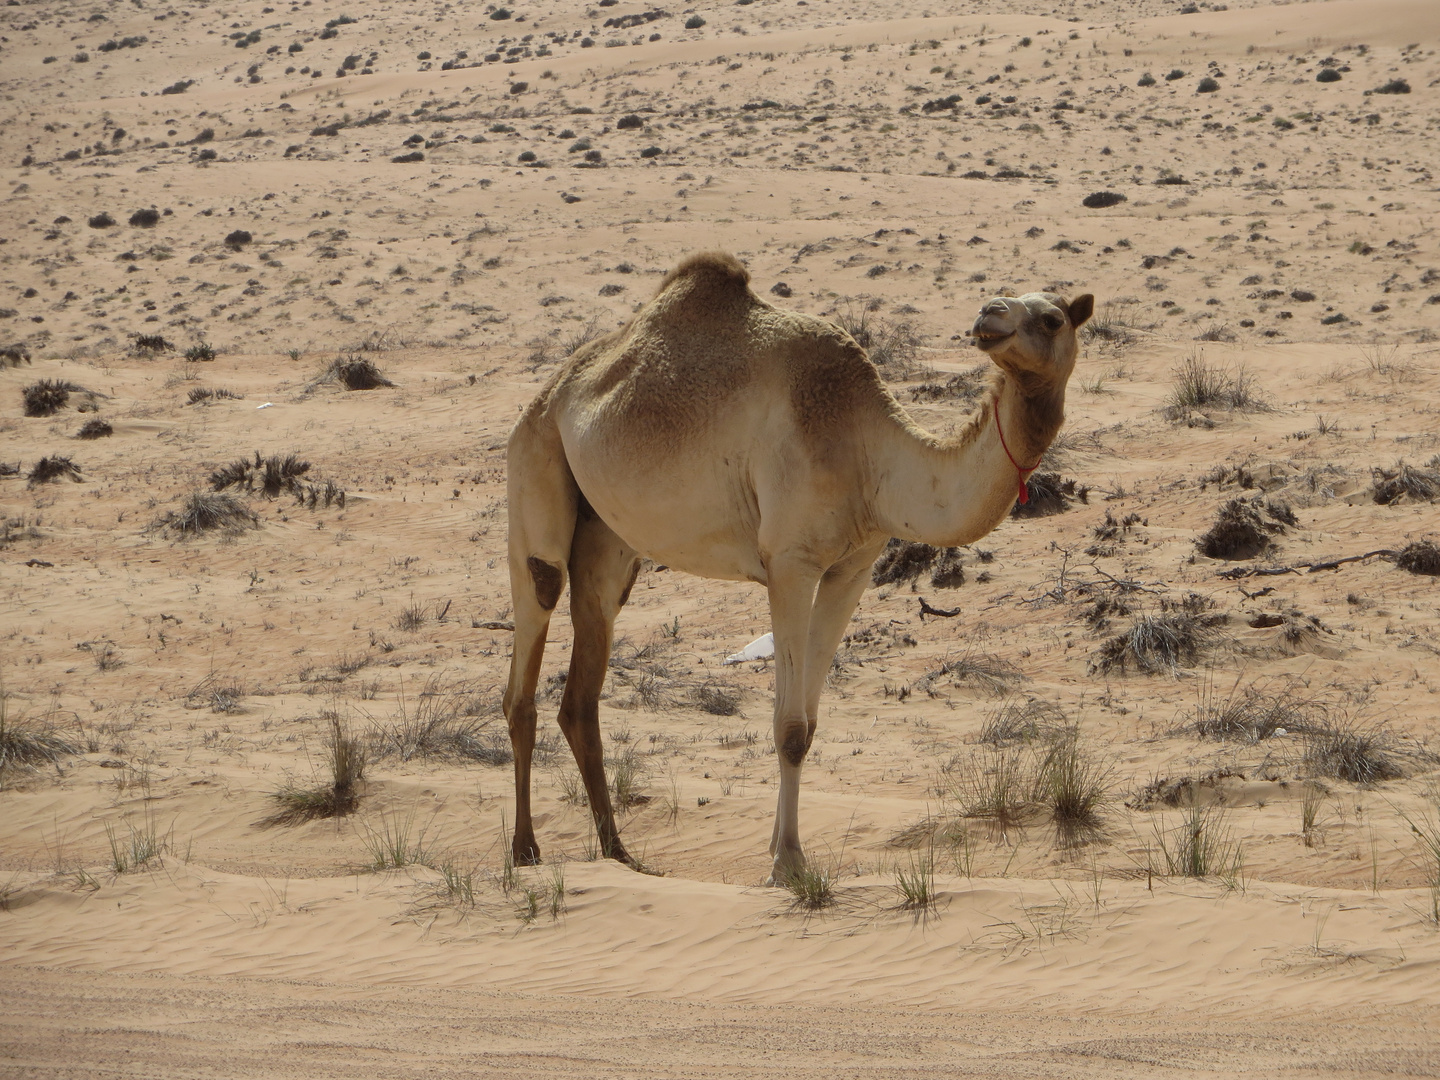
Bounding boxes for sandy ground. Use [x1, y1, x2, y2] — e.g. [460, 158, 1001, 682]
[4, 0, 1440, 1073]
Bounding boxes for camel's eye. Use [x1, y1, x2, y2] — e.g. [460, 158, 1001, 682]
[1041, 311, 1065, 334]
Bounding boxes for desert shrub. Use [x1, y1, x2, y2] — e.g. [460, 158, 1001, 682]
[1374, 78, 1410, 94]
[88, 212, 116, 228]
[1012, 472, 1088, 518]
[950, 748, 1032, 832]
[161, 79, 194, 95]
[1393, 540, 1440, 576]
[1372, 460, 1440, 504]
[76, 418, 112, 439]
[1303, 720, 1402, 786]
[1316, 68, 1341, 83]
[784, 864, 834, 908]
[319, 355, 396, 389]
[684, 14, 706, 28]
[27, 456, 82, 486]
[392, 151, 425, 163]
[128, 208, 160, 227]
[909, 364, 989, 404]
[1197, 76, 1220, 93]
[616, 113, 644, 129]
[184, 343, 216, 362]
[132, 334, 173, 353]
[1082, 190, 1127, 208]
[1137, 72, 1156, 86]
[1, 346, 31, 367]
[22, 379, 85, 416]
[1164, 68, 1185, 81]
[871, 538, 965, 589]
[639, 145, 662, 158]
[1195, 497, 1292, 559]
[224, 229, 252, 249]
[155, 491, 259, 535]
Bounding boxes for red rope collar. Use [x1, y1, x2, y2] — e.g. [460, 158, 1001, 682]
[994, 403, 1041, 505]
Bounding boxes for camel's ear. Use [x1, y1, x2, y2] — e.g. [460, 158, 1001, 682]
[1068, 294, 1094, 329]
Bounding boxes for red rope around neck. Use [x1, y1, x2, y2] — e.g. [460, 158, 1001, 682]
[994, 402, 1040, 504]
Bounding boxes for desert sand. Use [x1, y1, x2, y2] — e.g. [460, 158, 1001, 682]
[3, 0, 1440, 1073]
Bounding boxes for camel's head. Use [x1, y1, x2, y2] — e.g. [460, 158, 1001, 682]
[971, 292, 1093, 388]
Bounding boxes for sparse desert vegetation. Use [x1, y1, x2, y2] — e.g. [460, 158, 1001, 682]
[2, 0, 1440, 1069]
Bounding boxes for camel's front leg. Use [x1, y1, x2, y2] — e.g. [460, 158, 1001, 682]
[764, 558, 822, 884]
[801, 545, 887, 730]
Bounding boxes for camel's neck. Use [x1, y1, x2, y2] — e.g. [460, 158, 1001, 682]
[871, 372, 1065, 547]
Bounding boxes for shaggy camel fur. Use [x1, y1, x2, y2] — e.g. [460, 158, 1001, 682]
[503, 252, 1091, 881]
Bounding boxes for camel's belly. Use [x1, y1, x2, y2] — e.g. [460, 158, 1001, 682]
[566, 452, 767, 584]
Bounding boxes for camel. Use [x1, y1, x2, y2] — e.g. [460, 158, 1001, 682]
[502, 252, 1092, 882]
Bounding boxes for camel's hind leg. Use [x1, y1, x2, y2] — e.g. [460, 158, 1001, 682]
[557, 506, 642, 865]
[503, 414, 578, 866]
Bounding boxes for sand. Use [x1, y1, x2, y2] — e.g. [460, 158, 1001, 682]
[3, 0, 1440, 1073]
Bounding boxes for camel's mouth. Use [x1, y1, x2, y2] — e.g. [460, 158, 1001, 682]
[972, 328, 1014, 350]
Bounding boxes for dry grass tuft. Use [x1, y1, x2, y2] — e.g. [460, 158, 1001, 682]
[1093, 598, 1225, 675]
[1184, 675, 1326, 743]
[979, 696, 1069, 747]
[262, 716, 366, 825]
[210, 451, 311, 499]
[1163, 353, 1264, 416]
[76, 418, 113, 439]
[918, 649, 1025, 697]
[0, 690, 76, 780]
[154, 491, 259, 536]
[1302, 719, 1403, 787]
[371, 676, 508, 763]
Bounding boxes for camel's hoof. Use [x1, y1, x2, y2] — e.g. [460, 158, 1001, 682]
[512, 841, 541, 867]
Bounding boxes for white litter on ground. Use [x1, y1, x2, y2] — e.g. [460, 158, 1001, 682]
[723, 632, 774, 665]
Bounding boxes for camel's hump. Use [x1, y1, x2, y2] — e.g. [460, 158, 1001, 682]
[655, 251, 752, 297]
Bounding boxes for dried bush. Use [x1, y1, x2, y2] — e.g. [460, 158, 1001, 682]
[76, 418, 113, 439]
[318, 355, 396, 390]
[1393, 540, 1440, 576]
[132, 334, 173, 353]
[1082, 191, 1127, 209]
[1372, 461, 1440, 504]
[27, 455, 82, 486]
[0, 692, 76, 775]
[909, 364, 990, 404]
[1012, 472, 1088, 518]
[1036, 735, 1110, 843]
[918, 649, 1024, 697]
[691, 682, 742, 716]
[1184, 676, 1326, 743]
[210, 451, 310, 498]
[261, 716, 365, 825]
[871, 538, 965, 589]
[832, 306, 926, 379]
[1195, 497, 1293, 560]
[0, 346, 30, 367]
[22, 379, 86, 417]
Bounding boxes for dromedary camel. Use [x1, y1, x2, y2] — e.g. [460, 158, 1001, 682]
[502, 252, 1091, 881]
